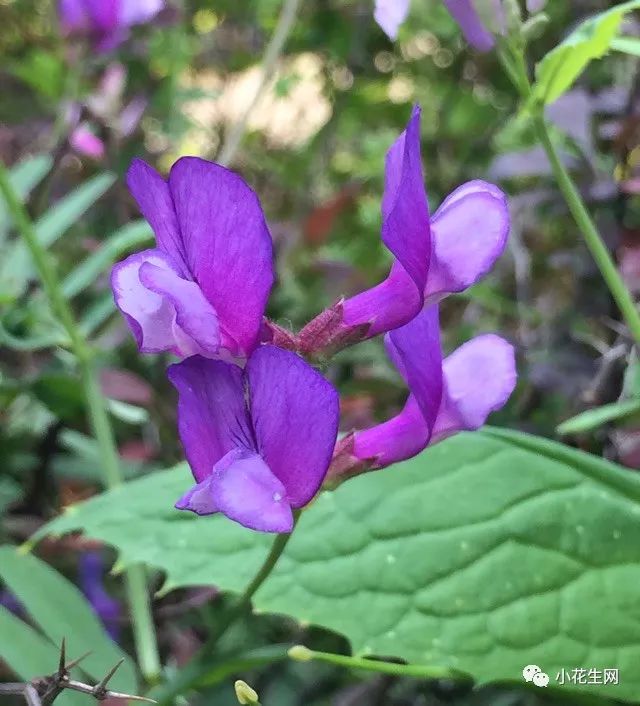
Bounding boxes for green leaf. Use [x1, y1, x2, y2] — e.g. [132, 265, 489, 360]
[33, 430, 640, 700]
[62, 220, 153, 299]
[533, 1, 640, 104]
[0, 173, 115, 300]
[610, 36, 640, 57]
[0, 606, 86, 706]
[0, 476, 23, 514]
[557, 399, 640, 435]
[0, 548, 137, 693]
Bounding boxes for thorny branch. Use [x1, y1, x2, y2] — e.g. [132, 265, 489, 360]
[0, 640, 155, 706]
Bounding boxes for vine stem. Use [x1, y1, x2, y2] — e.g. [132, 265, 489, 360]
[154, 515, 298, 704]
[217, 0, 302, 167]
[288, 646, 463, 681]
[498, 46, 640, 347]
[0, 162, 161, 683]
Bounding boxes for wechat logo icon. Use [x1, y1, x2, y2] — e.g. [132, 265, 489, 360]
[523, 665, 549, 687]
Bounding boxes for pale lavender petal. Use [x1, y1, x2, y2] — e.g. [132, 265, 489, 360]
[111, 249, 179, 353]
[168, 157, 274, 355]
[247, 345, 339, 507]
[343, 106, 430, 336]
[168, 357, 252, 483]
[432, 334, 517, 442]
[354, 395, 429, 467]
[176, 449, 293, 533]
[443, 0, 495, 52]
[120, 0, 164, 26]
[426, 180, 509, 300]
[213, 449, 293, 532]
[374, 0, 411, 39]
[139, 261, 221, 356]
[126, 159, 187, 274]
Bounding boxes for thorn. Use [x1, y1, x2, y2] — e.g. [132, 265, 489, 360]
[106, 691, 157, 703]
[65, 651, 92, 671]
[57, 639, 66, 676]
[92, 659, 124, 699]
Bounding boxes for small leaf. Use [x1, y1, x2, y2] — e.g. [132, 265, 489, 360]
[0, 606, 86, 706]
[0, 173, 115, 300]
[0, 155, 52, 243]
[0, 547, 137, 693]
[533, 1, 640, 104]
[557, 399, 640, 435]
[33, 430, 640, 701]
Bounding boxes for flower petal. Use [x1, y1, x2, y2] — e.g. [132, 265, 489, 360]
[343, 106, 431, 336]
[386, 305, 443, 432]
[111, 249, 179, 353]
[442, 0, 495, 52]
[139, 260, 221, 356]
[433, 334, 516, 441]
[354, 395, 429, 467]
[374, 0, 411, 39]
[119, 0, 164, 25]
[426, 180, 509, 300]
[247, 345, 339, 507]
[168, 157, 274, 355]
[126, 159, 187, 274]
[167, 356, 253, 483]
[175, 447, 293, 533]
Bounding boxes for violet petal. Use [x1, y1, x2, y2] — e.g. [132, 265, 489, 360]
[168, 356, 252, 483]
[247, 345, 340, 507]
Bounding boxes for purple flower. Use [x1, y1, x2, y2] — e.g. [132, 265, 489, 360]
[297, 107, 508, 355]
[112, 157, 274, 360]
[79, 552, 121, 641]
[58, 0, 164, 52]
[373, 0, 500, 51]
[169, 345, 340, 533]
[331, 305, 516, 478]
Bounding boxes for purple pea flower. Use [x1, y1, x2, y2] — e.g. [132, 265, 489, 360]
[79, 552, 121, 641]
[374, 0, 501, 51]
[170, 345, 340, 533]
[58, 0, 164, 52]
[330, 305, 516, 479]
[111, 157, 274, 360]
[297, 107, 509, 355]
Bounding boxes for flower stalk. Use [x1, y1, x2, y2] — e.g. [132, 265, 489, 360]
[499, 45, 640, 347]
[0, 161, 161, 683]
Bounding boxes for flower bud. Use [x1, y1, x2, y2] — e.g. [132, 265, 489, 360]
[235, 680, 260, 705]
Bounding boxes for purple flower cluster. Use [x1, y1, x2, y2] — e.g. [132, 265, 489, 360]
[112, 106, 516, 533]
[375, 0, 503, 50]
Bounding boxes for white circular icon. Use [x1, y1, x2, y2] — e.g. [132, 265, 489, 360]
[533, 671, 549, 687]
[522, 664, 541, 682]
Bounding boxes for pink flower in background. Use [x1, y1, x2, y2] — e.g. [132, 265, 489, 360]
[69, 124, 105, 160]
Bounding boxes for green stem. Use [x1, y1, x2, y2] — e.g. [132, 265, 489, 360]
[498, 45, 640, 346]
[155, 517, 298, 704]
[0, 162, 161, 682]
[288, 646, 463, 681]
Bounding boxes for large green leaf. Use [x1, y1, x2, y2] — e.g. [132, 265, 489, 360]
[34, 430, 640, 700]
[0, 548, 137, 693]
[0, 607, 86, 706]
[533, 1, 640, 104]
